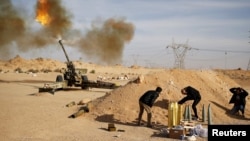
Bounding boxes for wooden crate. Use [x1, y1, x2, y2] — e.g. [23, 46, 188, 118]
[169, 128, 185, 139]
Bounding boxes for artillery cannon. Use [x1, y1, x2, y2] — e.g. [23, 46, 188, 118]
[38, 40, 119, 94]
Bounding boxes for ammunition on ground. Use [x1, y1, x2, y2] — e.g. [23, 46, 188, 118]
[187, 105, 192, 121]
[68, 104, 90, 118]
[208, 104, 212, 125]
[79, 105, 89, 113]
[66, 101, 76, 107]
[184, 105, 188, 120]
[168, 102, 183, 128]
[108, 123, 116, 131]
[177, 104, 183, 124]
[69, 110, 85, 118]
[202, 104, 206, 122]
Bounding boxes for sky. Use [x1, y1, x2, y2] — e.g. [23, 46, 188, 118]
[5, 0, 250, 69]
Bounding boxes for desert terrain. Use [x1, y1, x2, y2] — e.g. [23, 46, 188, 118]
[0, 55, 250, 141]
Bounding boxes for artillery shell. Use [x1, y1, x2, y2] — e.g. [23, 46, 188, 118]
[66, 101, 76, 107]
[70, 110, 85, 118]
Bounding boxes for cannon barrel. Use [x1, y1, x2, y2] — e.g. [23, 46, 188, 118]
[59, 40, 70, 63]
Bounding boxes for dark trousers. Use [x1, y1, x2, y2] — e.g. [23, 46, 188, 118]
[178, 97, 201, 118]
[230, 104, 245, 115]
[192, 98, 201, 118]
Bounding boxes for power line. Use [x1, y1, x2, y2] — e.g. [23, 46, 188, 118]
[193, 48, 250, 53]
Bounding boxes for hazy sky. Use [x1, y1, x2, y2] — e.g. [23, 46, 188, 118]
[8, 0, 250, 69]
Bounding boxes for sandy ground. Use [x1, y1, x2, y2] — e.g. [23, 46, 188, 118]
[0, 57, 250, 141]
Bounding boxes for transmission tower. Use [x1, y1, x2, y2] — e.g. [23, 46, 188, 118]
[166, 39, 194, 69]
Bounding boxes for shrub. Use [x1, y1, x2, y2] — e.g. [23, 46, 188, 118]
[90, 70, 95, 74]
[41, 69, 52, 73]
[14, 67, 23, 73]
[28, 69, 39, 73]
[54, 68, 62, 72]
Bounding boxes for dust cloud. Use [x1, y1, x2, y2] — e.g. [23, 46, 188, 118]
[76, 18, 134, 65]
[0, 0, 26, 57]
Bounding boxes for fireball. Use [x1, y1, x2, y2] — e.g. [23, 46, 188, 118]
[35, 0, 51, 25]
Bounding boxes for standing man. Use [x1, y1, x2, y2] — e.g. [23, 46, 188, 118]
[137, 87, 162, 128]
[229, 87, 248, 117]
[178, 86, 201, 120]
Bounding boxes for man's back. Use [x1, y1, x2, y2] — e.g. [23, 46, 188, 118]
[186, 86, 201, 100]
[139, 90, 159, 107]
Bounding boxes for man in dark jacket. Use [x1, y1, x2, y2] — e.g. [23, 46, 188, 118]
[178, 86, 201, 120]
[229, 87, 248, 117]
[137, 87, 162, 128]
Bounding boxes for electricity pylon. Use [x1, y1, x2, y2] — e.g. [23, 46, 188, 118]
[166, 39, 194, 69]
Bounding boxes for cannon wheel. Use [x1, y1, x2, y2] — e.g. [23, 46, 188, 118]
[81, 75, 89, 89]
[56, 75, 63, 82]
